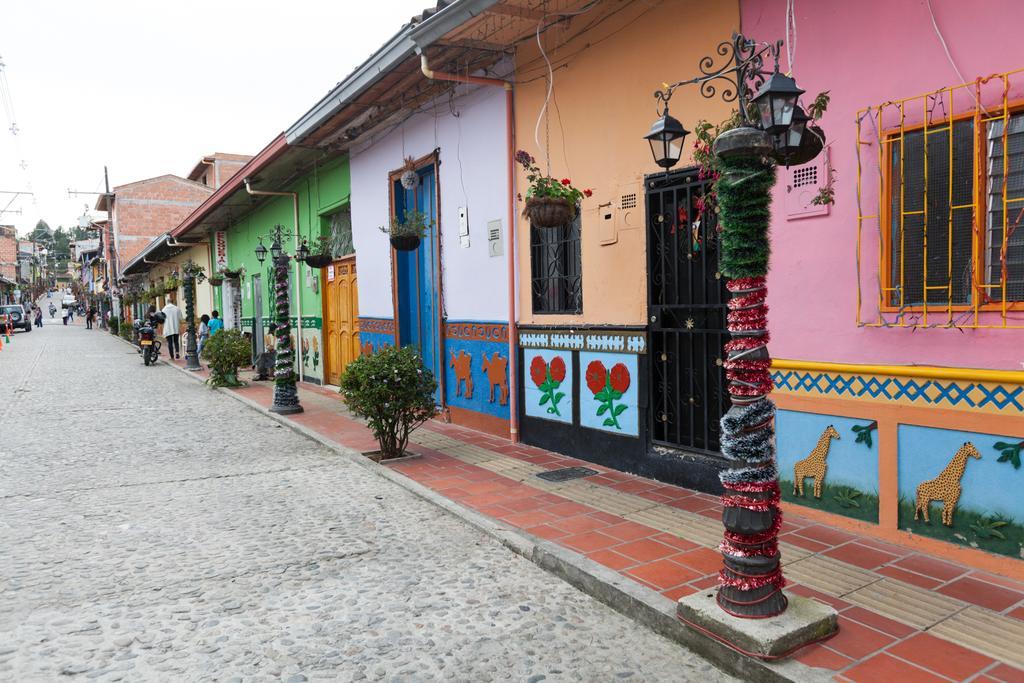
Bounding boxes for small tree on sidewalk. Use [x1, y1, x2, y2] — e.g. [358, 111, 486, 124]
[201, 329, 251, 387]
[340, 345, 437, 460]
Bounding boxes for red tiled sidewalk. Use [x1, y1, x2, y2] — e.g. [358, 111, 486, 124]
[170, 357, 1024, 682]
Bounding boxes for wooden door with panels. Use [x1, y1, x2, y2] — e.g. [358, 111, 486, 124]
[322, 257, 359, 386]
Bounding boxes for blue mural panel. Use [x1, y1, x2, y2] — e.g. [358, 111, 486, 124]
[524, 348, 573, 424]
[578, 352, 638, 437]
[897, 424, 1024, 558]
[360, 331, 393, 354]
[444, 337, 510, 419]
[776, 409, 880, 522]
[898, 425, 1024, 523]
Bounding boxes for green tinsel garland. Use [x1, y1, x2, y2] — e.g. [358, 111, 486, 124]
[715, 155, 775, 279]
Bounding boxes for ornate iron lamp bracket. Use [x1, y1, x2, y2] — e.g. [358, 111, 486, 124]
[654, 33, 783, 125]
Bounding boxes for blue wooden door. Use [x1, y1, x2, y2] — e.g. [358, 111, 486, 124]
[395, 166, 440, 402]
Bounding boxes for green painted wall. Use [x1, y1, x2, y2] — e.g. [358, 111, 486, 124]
[224, 155, 350, 383]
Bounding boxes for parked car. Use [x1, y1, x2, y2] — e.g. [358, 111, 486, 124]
[0, 304, 32, 333]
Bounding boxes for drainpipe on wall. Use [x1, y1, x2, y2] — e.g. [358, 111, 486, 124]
[419, 54, 519, 443]
[243, 178, 305, 383]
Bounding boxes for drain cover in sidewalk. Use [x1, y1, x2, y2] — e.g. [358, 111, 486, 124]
[536, 466, 599, 482]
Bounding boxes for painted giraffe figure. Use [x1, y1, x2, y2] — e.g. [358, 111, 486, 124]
[793, 425, 840, 498]
[914, 441, 981, 526]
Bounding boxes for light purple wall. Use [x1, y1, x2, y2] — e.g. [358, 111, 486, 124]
[742, 0, 1024, 370]
[349, 83, 509, 321]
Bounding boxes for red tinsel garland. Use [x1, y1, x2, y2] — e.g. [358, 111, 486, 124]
[726, 276, 767, 292]
[722, 480, 778, 493]
[722, 484, 781, 508]
[723, 359, 772, 371]
[724, 334, 770, 352]
[719, 538, 779, 558]
[718, 567, 786, 591]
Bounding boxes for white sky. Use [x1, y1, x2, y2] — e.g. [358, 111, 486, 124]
[0, 0, 429, 237]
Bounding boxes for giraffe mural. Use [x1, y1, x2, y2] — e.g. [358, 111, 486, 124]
[793, 424, 841, 498]
[914, 441, 981, 526]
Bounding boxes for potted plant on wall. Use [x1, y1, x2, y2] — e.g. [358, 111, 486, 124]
[303, 236, 334, 268]
[221, 265, 245, 281]
[208, 268, 225, 287]
[164, 275, 181, 294]
[515, 150, 592, 228]
[380, 209, 430, 252]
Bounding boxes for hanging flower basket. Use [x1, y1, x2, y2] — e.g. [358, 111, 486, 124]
[390, 235, 421, 251]
[305, 254, 333, 268]
[400, 169, 420, 190]
[523, 197, 575, 229]
[208, 276, 224, 287]
[515, 150, 591, 229]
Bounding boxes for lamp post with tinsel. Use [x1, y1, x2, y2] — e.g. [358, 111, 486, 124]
[255, 225, 305, 414]
[181, 260, 206, 371]
[645, 33, 829, 633]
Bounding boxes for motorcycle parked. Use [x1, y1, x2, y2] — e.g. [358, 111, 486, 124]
[135, 311, 166, 366]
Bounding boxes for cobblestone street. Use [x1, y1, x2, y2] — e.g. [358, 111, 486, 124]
[0, 321, 732, 682]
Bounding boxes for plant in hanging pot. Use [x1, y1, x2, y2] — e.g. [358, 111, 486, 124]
[515, 150, 592, 228]
[399, 156, 420, 190]
[221, 265, 246, 281]
[304, 235, 334, 268]
[380, 209, 430, 251]
[208, 267, 226, 287]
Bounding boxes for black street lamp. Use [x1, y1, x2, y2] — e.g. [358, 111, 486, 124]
[644, 109, 689, 169]
[295, 240, 310, 263]
[254, 224, 302, 415]
[181, 259, 205, 372]
[643, 33, 829, 629]
[751, 70, 805, 135]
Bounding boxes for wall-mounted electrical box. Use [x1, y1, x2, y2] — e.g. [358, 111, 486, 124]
[784, 150, 830, 220]
[458, 206, 470, 248]
[487, 219, 502, 257]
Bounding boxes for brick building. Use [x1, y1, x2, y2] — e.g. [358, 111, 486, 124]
[187, 153, 251, 190]
[0, 225, 17, 281]
[95, 176, 212, 277]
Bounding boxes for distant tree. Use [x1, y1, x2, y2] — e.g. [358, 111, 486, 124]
[30, 220, 52, 245]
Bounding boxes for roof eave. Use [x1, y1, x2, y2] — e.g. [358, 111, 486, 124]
[408, 0, 500, 51]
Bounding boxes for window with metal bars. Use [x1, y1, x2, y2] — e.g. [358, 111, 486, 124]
[530, 213, 582, 314]
[886, 112, 1024, 307]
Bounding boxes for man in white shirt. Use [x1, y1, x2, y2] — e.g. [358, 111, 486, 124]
[161, 297, 184, 359]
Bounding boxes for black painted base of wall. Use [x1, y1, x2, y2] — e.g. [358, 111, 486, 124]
[520, 414, 727, 496]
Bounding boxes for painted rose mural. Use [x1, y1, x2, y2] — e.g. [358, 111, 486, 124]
[585, 360, 630, 430]
[531, 354, 567, 416]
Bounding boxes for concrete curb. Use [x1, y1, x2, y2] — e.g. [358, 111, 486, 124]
[162, 359, 829, 682]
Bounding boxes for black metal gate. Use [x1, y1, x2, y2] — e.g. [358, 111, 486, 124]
[646, 168, 730, 455]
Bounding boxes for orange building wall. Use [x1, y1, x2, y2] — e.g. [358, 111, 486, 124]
[514, 0, 739, 326]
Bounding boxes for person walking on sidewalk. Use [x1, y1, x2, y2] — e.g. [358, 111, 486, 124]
[86, 306, 96, 330]
[62, 306, 69, 326]
[197, 314, 210, 357]
[161, 297, 183, 359]
[34, 306, 42, 328]
[49, 302, 56, 318]
[208, 310, 223, 336]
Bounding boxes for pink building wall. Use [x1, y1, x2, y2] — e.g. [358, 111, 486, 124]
[742, 0, 1024, 371]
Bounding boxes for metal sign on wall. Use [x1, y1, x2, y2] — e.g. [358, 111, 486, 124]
[214, 231, 228, 270]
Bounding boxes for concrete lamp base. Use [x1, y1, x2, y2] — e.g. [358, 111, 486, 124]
[677, 591, 837, 661]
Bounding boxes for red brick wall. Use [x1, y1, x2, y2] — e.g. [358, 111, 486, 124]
[0, 225, 17, 280]
[214, 159, 247, 189]
[111, 176, 212, 270]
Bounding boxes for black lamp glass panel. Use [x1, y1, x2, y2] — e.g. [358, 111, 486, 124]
[270, 240, 283, 260]
[255, 242, 267, 263]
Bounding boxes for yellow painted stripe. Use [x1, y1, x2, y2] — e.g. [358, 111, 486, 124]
[772, 359, 1024, 385]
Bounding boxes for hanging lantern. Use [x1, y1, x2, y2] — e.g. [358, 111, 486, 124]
[772, 105, 809, 166]
[751, 71, 805, 135]
[254, 240, 267, 264]
[270, 240, 283, 261]
[644, 110, 689, 169]
[296, 240, 310, 263]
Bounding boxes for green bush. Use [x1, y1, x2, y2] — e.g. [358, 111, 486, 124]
[340, 345, 437, 460]
[108, 316, 119, 335]
[119, 319, 134, 341]
[201, 328, 251, 387]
